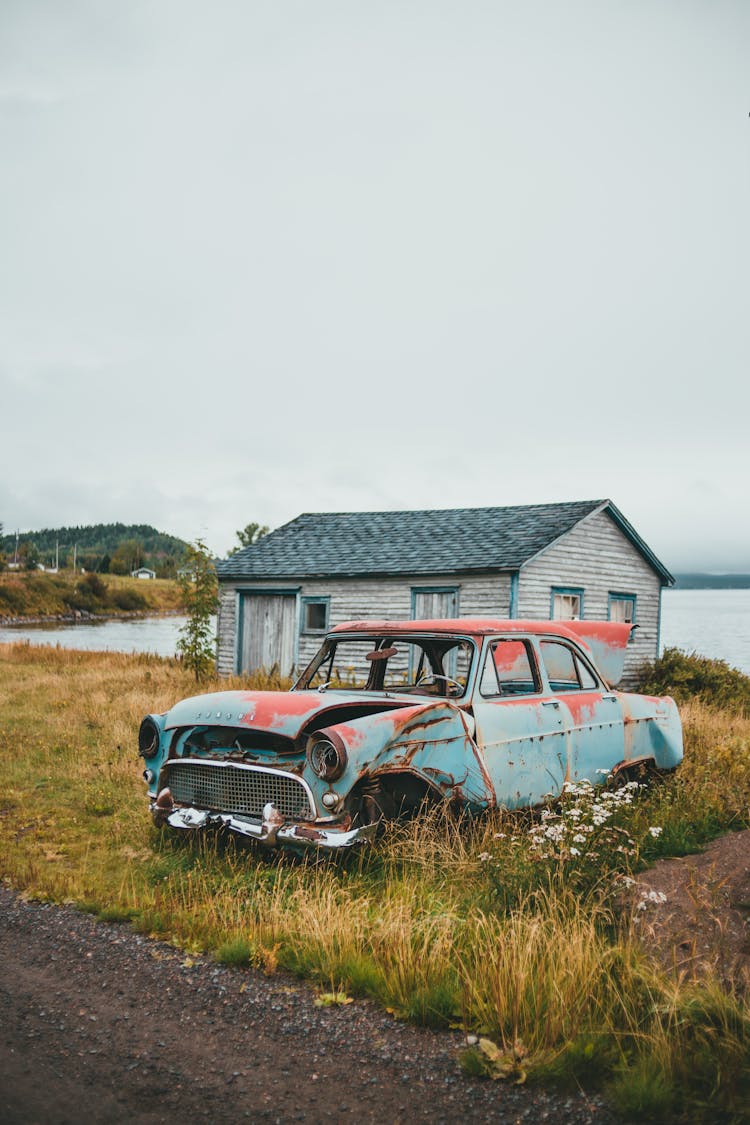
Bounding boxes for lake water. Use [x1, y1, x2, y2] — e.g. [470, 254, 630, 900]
[660, 588, 750, 676]
[0, 615, 198, 658]
[1, 591, 749, 675]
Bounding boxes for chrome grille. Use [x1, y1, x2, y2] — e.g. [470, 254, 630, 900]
[165, 761, 315, 820]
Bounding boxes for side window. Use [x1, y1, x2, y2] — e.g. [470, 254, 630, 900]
[608, 593, 636, 624]
[300, 597, 329, 634]
[480, 639, 540, 697]
[550, 587, 584, 620]
[540, 640, 598, 692]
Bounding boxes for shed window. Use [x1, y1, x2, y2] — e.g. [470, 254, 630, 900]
[301, 597, 329, 633]
[608, 593, 636, 624]
[550, 587, 584, 620]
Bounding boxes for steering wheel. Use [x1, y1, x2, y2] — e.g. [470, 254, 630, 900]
[414, 671, 463, 693]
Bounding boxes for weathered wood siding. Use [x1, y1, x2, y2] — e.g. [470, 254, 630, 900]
[216, 585, 237, 675]
[517, 509, 662, 684]
[216, 573, 512, 676]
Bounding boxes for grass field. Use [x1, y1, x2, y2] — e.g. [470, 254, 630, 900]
[0, 570, 183, 619]
[0, 642, 748, 1121]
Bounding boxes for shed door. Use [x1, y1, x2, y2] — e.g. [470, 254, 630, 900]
[239, 593, 296, 675]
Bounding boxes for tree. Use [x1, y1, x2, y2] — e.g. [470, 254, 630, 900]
[19, 541, 40, 570]
[228, 521, 269, 555]
[110, 538, 144, 575]
[176, 539, 218, 681]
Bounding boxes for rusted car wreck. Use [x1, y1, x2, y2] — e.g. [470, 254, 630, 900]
[139, 619, 683, 852]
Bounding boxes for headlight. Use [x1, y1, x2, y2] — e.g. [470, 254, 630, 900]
[138, 715, 161, 758]
[307, 730, 347, 781]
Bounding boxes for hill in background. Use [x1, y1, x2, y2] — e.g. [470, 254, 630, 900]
[673, 573, 750, 590]
[0, 523, 188, 578]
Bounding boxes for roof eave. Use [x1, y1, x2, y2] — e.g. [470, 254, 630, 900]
[217, 564, 519, 583]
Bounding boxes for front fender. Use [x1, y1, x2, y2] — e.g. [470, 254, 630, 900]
[326, 701, 492, 807]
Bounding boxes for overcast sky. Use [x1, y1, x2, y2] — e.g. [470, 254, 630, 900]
[1, 1, 748, 569]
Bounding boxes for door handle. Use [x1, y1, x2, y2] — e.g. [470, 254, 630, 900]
[542, 700, 560, 707]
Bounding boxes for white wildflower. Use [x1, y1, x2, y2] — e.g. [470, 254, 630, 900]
[478, 852, 491, 862]
[573, 833, 586, 844]
[648, 826, 663, 838]
[570, 847, 580, 857]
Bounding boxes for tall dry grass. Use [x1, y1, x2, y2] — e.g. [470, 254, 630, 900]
[1, 641, 749, 1120]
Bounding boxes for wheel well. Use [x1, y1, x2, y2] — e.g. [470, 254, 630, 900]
[347, 770, 441, 823]
[609, 758, 659, 785]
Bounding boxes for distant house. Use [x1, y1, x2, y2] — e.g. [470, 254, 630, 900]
[131, 567, 156, 580]
[215, 499, 673, 685]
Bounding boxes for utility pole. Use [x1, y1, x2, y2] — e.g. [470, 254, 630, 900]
[73, 543, 77, 575]
[14, 530, 19, 565]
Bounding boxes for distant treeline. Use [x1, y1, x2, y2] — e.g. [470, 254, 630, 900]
[673, 573, 750, 590]
[0, 523, 188, 578]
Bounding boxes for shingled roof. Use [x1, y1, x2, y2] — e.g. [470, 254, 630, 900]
[216, 499, 673, 583]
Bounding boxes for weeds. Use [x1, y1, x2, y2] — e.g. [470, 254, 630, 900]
[1, 642, 749, 1120]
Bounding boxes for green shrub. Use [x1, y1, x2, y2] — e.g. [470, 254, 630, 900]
[635, 648, 750, 713]
[112, 588, 148, 612]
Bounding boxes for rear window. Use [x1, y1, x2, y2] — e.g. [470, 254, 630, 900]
[540, 640, 598, 692]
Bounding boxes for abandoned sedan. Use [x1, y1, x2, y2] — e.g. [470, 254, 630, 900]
[138, 619, 682, 852]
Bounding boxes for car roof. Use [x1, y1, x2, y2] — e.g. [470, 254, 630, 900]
[330, 618, 584, 641]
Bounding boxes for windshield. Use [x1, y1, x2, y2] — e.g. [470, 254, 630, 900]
[296, 635, 475, 698]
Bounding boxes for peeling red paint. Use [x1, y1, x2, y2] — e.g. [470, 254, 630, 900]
[555, 691, 601, 725]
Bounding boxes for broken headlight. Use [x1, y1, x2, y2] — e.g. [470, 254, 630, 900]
[138, 715, 162, 758]
[307, 731, 347, 781]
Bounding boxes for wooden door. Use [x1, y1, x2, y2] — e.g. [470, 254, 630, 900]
[240, 594, 297, 674]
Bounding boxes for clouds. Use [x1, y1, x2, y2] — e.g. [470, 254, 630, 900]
[1, 1, 748, 566]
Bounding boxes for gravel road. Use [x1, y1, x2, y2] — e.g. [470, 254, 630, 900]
[0, 886, 618, 1124]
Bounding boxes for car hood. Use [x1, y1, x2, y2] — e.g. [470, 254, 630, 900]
[163, 689, 419, 739]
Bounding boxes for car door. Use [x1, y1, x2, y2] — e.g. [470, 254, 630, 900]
[471, 637, 568, 808]
[535, 638, 625, 784]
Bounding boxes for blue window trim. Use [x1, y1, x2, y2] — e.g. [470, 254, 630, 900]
[300, 595, 331, 635]
[410, 585, 460, 618]
[608, 591, 637, 623]
[234, 587, 301, 674]
[509, 572, 519, 618]
[549, 586, 585, 620]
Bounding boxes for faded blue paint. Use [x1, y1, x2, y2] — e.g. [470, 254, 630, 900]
[509, 571, 519, 618]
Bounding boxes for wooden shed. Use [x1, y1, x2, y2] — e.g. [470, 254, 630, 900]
[215, 499, 673, 686]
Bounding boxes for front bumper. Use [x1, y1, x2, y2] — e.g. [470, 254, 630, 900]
[151, 801, 376, 852]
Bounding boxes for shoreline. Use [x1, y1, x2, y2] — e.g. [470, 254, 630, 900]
[0, 608, 183, 628]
